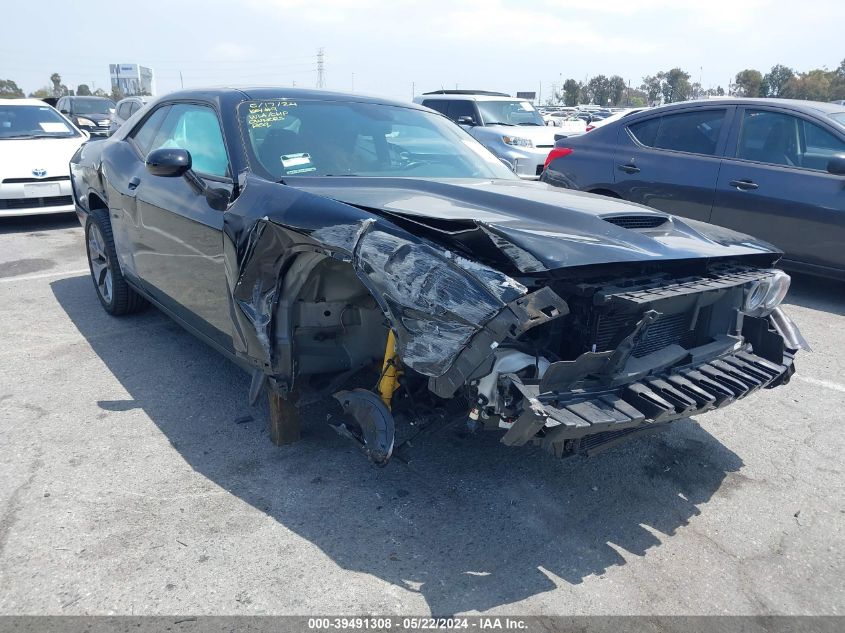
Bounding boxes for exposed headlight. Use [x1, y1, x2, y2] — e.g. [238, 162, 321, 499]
[743, 270, 790, 317]
[77, 117, 96, 127]
[502, 135, 533, 148]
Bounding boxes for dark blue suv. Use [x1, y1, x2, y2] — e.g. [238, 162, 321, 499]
[542, 98, 845, 280]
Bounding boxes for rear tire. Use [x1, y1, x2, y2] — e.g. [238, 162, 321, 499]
[85, 209, 148, 316]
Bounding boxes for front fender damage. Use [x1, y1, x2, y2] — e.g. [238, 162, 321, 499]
[222, 182, 571, 465]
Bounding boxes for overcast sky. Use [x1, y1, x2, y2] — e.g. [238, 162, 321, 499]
[3, 0, 842, 102]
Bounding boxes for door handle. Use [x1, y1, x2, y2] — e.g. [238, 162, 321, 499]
[127, 176, 140, 191]
[729, 179, 758, 190]
[618, 163, 640, 174]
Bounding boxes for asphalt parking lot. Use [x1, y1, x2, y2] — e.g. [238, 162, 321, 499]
[0, 213, 843, 616]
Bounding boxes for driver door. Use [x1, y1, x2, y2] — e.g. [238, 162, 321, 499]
[130, 102, 234, 350]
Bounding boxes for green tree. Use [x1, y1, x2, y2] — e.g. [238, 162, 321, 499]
[0, 79, 25, 98]
[92, 88, 109, 97]
[49, 72, 69, 98]
[562, 78, 580, 106]
[111, 86, 125, 101]
[830, 59, 845, 101]
[608, 75, 626, 106]
[76, 84, 92, 96]
[785, 69, 832, 101]
[585, 74, 611, 105]
[28, 86, 52, 99]
[660, 68, 692, 103]
[732, 69, 764, 97]
[640, 75, 662, 104]
[762, 64, 794, 97]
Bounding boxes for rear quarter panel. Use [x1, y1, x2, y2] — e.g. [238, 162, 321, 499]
[541, 127, 617, 191]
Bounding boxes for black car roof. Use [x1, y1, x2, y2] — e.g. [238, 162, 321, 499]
[643, 97, 845, 117]
[152, 86, 427, 112]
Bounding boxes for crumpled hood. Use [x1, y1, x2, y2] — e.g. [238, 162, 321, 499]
[286, 177, 781, 271]
[0, 136, 87, 180]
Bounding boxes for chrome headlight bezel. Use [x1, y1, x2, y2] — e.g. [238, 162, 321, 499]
[743, 270, 790, 317]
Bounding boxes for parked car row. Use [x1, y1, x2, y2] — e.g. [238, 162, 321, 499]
[540, 98, 845, 280]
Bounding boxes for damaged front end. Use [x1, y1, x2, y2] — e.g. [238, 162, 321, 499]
[224, 178, 806, 465]
[438, 265, 807, 459]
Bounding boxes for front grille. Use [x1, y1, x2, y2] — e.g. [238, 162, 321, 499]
[594, 310, 695, 357]
[0, 195, 73, 210]
[603, 215, 668, 230]
[2, 176, 70, 184]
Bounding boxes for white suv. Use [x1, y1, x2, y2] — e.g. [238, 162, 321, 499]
[414, 91, 564, 179]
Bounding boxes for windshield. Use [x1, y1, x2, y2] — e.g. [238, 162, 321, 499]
[829, 112, 845, 126]
[239, 99, 517, 180]
[72, 98, 115, 115]
[476, 100, 545, 126]
[0, 104, 79, 139]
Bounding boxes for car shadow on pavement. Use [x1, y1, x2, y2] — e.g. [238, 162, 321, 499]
[52, 274, 744, 615]
[0, 213, 79, 235]
[784, 272, 845, 317]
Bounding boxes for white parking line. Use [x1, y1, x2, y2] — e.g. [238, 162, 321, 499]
[796, 375, 845, 394]
[0, 268, 89, 284]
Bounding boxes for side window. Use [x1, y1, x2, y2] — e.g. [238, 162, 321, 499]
[117, 103, 130, 119]
[148, 103, 229, 178]
[628, 117, 661, 146]
[130, 106, 170, 155]
[129, 102, 141, 116]
[421, 99, 449, 116]
[737, 110, 801, 168]
[653, 109, 725, 155]
[801, 119, 845, 170]
[448, 100, 478, 124]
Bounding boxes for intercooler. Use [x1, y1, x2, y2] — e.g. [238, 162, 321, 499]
[593, 309, 698, 358]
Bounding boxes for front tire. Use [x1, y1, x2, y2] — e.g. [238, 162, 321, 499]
[85, 209, 147, 315]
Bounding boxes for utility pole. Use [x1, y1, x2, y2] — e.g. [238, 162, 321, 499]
[179, 71, 184, 89]
[316, 47, 325, 89]
[411, 81, 415, 100]
[351, 72, 355, 92]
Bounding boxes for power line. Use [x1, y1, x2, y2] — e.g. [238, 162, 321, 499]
[316, 47, 325, 89]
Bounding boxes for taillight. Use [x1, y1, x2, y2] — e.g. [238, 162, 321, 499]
[585, 125, 595, 132]
[543, 147, 573, 169]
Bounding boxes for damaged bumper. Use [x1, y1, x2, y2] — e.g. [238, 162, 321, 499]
[502, 344, 795, 458]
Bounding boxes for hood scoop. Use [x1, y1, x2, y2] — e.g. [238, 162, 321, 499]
[603, 214, 670, 230]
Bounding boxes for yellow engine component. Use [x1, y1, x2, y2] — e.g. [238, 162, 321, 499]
[378, 330, 402, 410]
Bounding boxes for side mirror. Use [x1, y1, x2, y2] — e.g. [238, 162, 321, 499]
[60, 109, 69, 115]
[827, 154, 845, 176]
[456, 116, 476, 126]
[146, 147, 191, 177]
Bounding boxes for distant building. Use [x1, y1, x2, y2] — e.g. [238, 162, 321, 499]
[109, 64, 154, 96]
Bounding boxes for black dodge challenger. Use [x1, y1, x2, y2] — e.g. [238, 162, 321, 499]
[70, 87, 807, 465]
